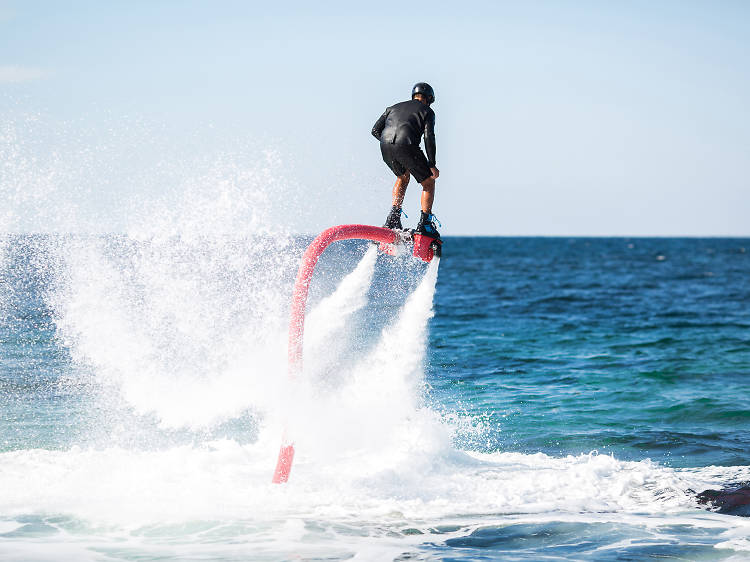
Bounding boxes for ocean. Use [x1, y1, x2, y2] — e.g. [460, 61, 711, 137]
[1, 234, 749, 560]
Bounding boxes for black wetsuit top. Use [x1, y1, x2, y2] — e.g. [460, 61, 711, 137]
[371, 99, 436, 166]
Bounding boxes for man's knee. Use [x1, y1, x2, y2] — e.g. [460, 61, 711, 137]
[421, 177, 435, 192]
[396, 173, 410, 186]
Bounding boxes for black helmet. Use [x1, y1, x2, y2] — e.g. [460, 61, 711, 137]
[412, 82, 435, 104]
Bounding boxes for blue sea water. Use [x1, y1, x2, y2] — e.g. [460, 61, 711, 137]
[1, 235, 750, 560]
[432, 238, 750, 468]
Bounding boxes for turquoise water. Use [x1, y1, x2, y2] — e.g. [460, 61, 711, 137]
[431, 238, 750, 468]
[1, 235, 750, 560]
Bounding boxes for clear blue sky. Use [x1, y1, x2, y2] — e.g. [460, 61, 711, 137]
[1, 0, 748, 235]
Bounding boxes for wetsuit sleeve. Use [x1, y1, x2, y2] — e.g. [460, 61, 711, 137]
[371, 109, 388, 140]
[424, 111, 436, 167]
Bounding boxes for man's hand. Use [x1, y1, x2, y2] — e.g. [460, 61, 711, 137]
[430, 167, 440, 179]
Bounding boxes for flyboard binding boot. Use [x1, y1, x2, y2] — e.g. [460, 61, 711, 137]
[413, 211, 442, 262]
[383, 205, 405, 230]
[379, 206, 408, 256]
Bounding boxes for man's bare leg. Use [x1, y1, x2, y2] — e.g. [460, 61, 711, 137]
[384, 173, 410, 229]
[420, 176, 435, 214]
[416, 168, 440, 237]
[391, 172, 410, 208]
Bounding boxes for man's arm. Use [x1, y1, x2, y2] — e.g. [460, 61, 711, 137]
[371, 109, 388, 140]
[424, 111, 436, 167]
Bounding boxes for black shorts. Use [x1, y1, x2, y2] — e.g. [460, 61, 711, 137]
[380, 143, 433, 183]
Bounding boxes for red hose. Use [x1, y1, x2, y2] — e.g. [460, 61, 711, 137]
[272, 225, 397, 483]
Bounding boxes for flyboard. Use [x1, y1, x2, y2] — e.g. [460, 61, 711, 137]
[272, 224, 442, 483]
[376, 227, 442, 261]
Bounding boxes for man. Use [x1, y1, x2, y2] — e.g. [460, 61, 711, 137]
[372, 82, 441, 238]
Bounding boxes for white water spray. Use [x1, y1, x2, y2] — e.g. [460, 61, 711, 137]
[284, 257, 445, 478]
[304, 245, 378, 379]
